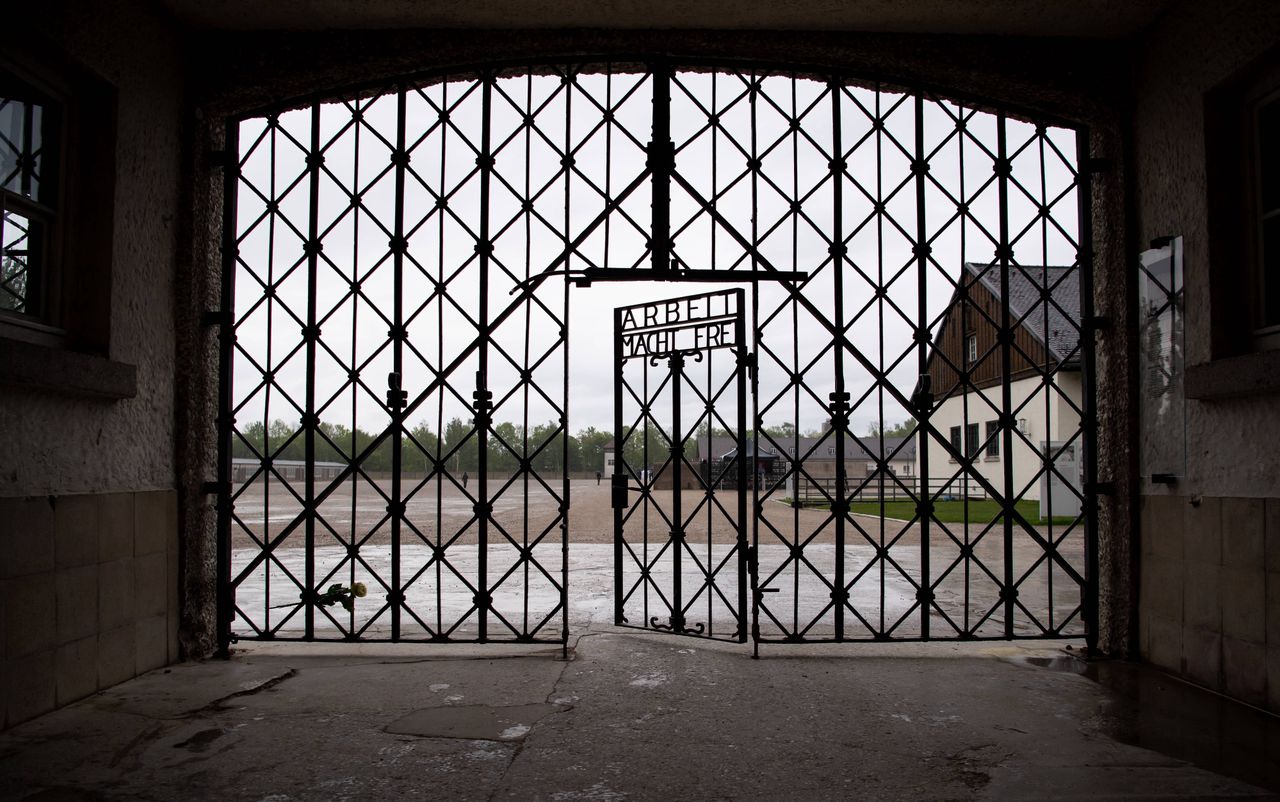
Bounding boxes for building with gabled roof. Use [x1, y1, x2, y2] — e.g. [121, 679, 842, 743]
[920, 262, 1083, 505]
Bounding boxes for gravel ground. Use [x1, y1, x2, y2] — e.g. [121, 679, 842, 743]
[230, 475, 1086, 641]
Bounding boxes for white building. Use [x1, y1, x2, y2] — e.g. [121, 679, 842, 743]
[918, 263, 1083, 507]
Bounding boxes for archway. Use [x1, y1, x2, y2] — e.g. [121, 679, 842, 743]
[215, 61, 1095, 651]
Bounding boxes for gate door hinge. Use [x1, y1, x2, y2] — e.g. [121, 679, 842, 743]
[611, 474, 630, 509]
[202, 310, 230, 327]
[1085, 157, 1112, 174]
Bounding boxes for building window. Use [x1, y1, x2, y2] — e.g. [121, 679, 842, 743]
[0, 50, 116, 360]
[1256, 87, 1280, 337]
[827, 446, 835, 456]
[965, 422, 980, 459]
[966, 333, 977, 363]
[901, 463, 911, 476]
[949, 426, 961, 457]
[985, 420, 1000, 458]
[0, 73, 57, 321]
[1205, 50, 1280, 356]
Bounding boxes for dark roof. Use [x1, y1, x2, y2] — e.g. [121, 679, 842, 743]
[964, 262, 1081, 366]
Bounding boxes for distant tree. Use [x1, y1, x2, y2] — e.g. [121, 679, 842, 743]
[0, 255, 27, 312]
[443, 416, 477, 473]
[868, 418, 917, 438]
[574, 426, 613, 473]
[528, 421, 565, 474]
[234, 420, 267, 459]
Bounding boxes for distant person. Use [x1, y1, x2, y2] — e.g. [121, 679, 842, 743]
[462, 471, 469, 490]
[596, 470, 602, 485]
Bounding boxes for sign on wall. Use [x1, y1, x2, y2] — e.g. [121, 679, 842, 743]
[1138, 236, 1186, 481]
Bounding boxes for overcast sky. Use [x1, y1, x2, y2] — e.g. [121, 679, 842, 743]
[230, 69, 1079, 442]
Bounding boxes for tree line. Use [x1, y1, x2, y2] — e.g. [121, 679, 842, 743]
[231, 415, 916, 476]
[233, 418, 613, 475]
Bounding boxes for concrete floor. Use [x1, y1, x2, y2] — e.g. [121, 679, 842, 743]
[2, 628, 1279, 801]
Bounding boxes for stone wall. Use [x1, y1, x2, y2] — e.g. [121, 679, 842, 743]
[0, 491, 179, 729]
[1132, 0, 1280, 708]
[1141, 496, 1280, 709]
[1, 0, 186, 729]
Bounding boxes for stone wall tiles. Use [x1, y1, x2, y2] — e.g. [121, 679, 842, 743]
[3, 574, 55, 659]
[1222, 566, 1266, 643]
[1224, 636, 1268, 707]
[1149, 494, 1186, 562]
[55, 565, 99, 644]
[0, 497, 54, 579]
[97, 559, 135, 632]
[1143, 494, 1280, 712]
[1222, 498, 1265, 569]
[0, 490, 179, 730]
[55, 636, 98, 706]
[1267, 499, 1280, 573]
[53, 495, 98, 569]
[1183, 496, 1222, 567]
[98, 493, 135, 563]
[4, 650, 55, 728]
[96, 625, 136, 689]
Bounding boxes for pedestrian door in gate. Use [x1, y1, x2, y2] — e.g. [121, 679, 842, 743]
[613, 289, 750, 641]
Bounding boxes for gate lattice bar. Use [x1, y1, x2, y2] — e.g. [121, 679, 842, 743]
[613, 289, 749, 641]
[217, 60, 1096, 649]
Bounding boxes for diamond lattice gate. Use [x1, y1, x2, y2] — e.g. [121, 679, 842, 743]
[613, 289, 749, 641]
[216, 61, 1097, 651]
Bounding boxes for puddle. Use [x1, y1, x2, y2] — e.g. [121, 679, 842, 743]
[385, 702, 569, 741]
[1018, 652, 1280, 792]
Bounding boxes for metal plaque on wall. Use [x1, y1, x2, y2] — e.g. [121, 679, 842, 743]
[1138, 236, 1186, 481]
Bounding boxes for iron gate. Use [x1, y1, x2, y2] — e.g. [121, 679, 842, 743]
[216, 59, 1097, 651]
[613, 289, 748, 641]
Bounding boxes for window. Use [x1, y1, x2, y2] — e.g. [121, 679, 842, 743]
[0, 50, 117, 361]
[901, 463, 911, 476]
[985, 420, 1000, 458]
[1204, 48, 1280, 359]
[965, 422, 980, 459]
[1, 71, 58, 323]
[827, 446, 835, 456]
[965, 333, 978, 363]
[949, 426, 961, 457]
[1256, 88, 1280, 338]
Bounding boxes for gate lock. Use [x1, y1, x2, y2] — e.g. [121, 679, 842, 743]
[611, 473, 632, 509]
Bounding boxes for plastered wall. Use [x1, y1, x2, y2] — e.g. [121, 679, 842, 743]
[0, 0, 184, 498]
[1132, 0, 1280, 707]
[1, 1, 186, 728]
[1133, 0, 1280, 499]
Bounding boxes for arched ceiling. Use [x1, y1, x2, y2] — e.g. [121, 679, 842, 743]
[158, 0, 1172, 38]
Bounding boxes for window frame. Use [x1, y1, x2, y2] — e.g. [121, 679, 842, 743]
[985, 419, 1000, 459]
[0, 44, 131, 400]
[1204, 46, 1280, 362]
[0, 61, 66, 342]
[0, 46, 115, 356]
[1251, 82, 1280, 345]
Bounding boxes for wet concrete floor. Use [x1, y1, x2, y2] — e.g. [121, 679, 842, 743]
[2, 629, 1279, 800]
